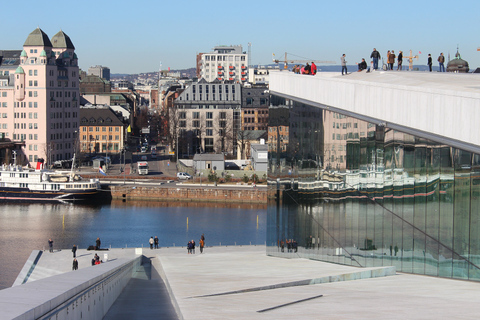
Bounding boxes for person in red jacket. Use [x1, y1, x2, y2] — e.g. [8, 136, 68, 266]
[311, 62, 317, 75]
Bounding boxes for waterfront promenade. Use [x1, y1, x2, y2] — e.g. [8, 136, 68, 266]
[3, 246, 480, 319]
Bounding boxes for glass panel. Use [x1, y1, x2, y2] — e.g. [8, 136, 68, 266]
[267, 94, 480, 281]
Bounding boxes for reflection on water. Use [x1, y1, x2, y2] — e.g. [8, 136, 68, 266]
[0, 201, 266, 289]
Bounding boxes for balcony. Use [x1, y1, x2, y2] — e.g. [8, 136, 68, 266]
[229, 72, 234, 75]
[218, 71, 223, 75]
[217, 66, 223, 69]
[229, 78, 234, 81]
[241, 71, 247, 75]
[241, 66, 247, 69]
[241, 78, 247, 81]
[229, 66, 235, 70]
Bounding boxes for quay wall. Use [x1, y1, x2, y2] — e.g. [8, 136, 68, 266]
[110, 185, 267, 203]
[0, 256, 141, 320]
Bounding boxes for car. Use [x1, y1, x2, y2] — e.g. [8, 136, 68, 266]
[177, 172, 192, 180]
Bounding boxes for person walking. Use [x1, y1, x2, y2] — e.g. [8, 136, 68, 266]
[149, 236, 154, 249]
[72, 258, 78, 271]
[397, 51, 403, 70]
[438, 53, 445, 72]
[48, 238, 53, 253]
[191, 240, 196, 254]
[95, 237, 101, 250]
[154, 236, 159, 249]
[341, 54, 347, 75]
[428, 54, 433, 72]
[200, 234, 205, 253]
[72, 244, 77, 258]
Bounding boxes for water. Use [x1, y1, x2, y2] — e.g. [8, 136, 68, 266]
[0, 200, 266, 289]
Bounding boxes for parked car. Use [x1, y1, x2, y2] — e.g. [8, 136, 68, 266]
[177, 172, 192, 180]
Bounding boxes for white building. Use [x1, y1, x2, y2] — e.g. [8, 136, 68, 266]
[198, 46, 248, 83]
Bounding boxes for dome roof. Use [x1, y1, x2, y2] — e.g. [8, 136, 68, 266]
[51, 30, 75, 49]
[23, 28, 52, 47]
[40, 50, 47, 57]
[447, 50, 469, 73]
[20, 50, 27, 57]
[15, 66, 25, 74]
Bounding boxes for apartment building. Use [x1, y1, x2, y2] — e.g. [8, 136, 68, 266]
[0, 28, 80, 165]
[173, 79, 241, 156]
[197, 45, 248, 83]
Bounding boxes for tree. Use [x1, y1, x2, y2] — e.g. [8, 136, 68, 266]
[236, 130, 254, 160]
[215, 112, 234, 156]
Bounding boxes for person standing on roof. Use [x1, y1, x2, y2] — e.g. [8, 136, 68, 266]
[311, 62, 317, 75]
[370, 48, 381, 70]
[341, 54, 347, 75]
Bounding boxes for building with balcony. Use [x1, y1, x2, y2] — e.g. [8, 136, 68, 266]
[268, 70, 480, 281]
[0, 28, 80, 166]
[197, 45, 248, 83]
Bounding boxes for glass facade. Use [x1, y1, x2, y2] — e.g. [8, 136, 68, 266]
[267, 95, 480, 281]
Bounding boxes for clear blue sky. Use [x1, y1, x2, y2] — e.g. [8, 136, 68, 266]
[1, 0, 479, 74]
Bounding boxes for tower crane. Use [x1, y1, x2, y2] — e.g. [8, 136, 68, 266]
[272, 52, 336, 69]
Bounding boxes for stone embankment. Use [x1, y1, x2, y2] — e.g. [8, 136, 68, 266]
[110, 185, 266, 203]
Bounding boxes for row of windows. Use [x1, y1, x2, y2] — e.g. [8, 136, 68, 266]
[14, 102, 37, 108]
[185, 93, 235, 101]
[332, 122, 358, 129]
[51, 102, 77, 109]
[180, 112, 227, 119]
[50, 112, 75, 119]
[50, 91, 76, 98]
[192, 84, 236, 94]
[203, 55, 246, 62]
[50, 122, 77, 130]
[82, 135, 120, 141]
[14, 123, 38, 130]
[244, 109, 268, 115]
[83, 126, 119, 132]
[178, 119, 228, 128]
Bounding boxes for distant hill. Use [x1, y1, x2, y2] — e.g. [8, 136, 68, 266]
[111, 68, 196, 80]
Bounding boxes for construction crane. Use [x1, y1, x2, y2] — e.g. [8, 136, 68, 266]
[272, 52, 336, 69]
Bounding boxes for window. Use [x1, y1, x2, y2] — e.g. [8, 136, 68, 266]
[193, 120, 200, 128]
[193, 112, 200, 119]
[206, 129, 213, 136]
[179, 120, 186, 127]
[206, 112, 213, 119]
[206, 121, 213, 127]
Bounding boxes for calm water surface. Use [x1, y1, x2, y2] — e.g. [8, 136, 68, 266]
[0, 200, 266, 289]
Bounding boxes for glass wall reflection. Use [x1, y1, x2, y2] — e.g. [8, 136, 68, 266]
[267, 95, 480, 281]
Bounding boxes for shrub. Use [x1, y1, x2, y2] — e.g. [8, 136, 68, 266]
[251, 174, 259, 183]
[242, 174, 249, 183]
[208, 172, 219, 182]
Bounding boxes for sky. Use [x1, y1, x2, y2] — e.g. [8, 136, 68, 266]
[1, 0, 479, 74]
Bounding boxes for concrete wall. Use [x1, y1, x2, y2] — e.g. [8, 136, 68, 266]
[0, 256, 141, 320]
[269, 71, 480, 154]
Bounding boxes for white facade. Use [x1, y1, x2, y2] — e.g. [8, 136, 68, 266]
[269, 71, 480, 154]
[199, 46, 248, 83]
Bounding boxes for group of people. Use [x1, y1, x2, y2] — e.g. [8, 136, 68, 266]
[292, 62, 317, 75]
[344, 48, 447, 74]
[148, 236, 159, 249]
[279, 239, 298, 253]
[187, 234, 205, 254]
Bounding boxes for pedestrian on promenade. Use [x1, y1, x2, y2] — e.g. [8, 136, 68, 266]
[397, 51, 403, 70]
[191, 240, 196, 254]
[200, 234, 205, 253]
[341, 54, 347, 75]
[428, 54, 433, 72]
[370, 48, 381, 70]
[154, 236, 159, 249]
[96, 237, 101, 250]
[438, 53, 445, 72]
[48, 238, 53, 253]
[73, 258, 78, 271]
[187, 240, 193, 254]
[72, 244, 77, 258]
[311, 61, 317, 75]
[149, 236, 154, 249]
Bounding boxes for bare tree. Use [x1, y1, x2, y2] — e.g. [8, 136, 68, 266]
[215, 112, 234, 156]
[236, 130, 254, 160]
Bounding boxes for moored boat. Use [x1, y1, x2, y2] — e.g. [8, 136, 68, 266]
[0, 162, 101, 203]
